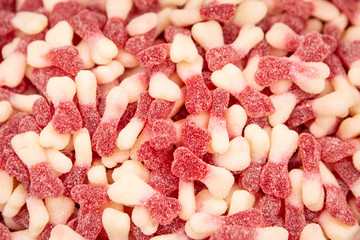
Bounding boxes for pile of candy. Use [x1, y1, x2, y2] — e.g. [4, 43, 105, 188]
[1, 0, 360, 239]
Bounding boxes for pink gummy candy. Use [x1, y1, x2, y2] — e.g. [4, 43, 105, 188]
[18, 115, 42, 134]
[156, 217, 186, 235]
[103, 18, 128, 48]
[255, 56, 292, 87]
[29, 162, 65, 198]
[224, 208, 263, 228]
[199, 3, 236, 23]
[260, 162, 292, 199]
[149, 160, 179, 196]
[299, 133, 321, 173]
[182, 118, 211, 158]
[0, 10, 15, 36]
[210, 226, 256, 240]
[280, 13, 307, 34]
[147, 99, 174, 128]
[76, 209, 103, 240]
[275, 0, 313, 17]
[185, 75, 212, 115]
[206, 45, 244, 72]
[133, 0, 155, 10]
[5, 154, 30, 187]
[13, 205, 30, 228]
[132, 91, 153, 123]
[69, 9, 101, 40]
[257, 195, 282, 227]
[52, 101, 83, 134]
[38, 223, 55, 240]
[15, 32, 45, 54]
[78, 104, 100, 136]
[336, 40, 360, 68]
[172, 147, 209, 181]
[249, 40, 271, 58]
[294, 31, 331, 62]
[137, 140, 170, 170]
[48, 45, 84, 76]
[18, 0, 43, 11]
[131, 222, 154, 240]
[71, 184, 111, 211]
[284, 203, 306, 240]
[0, 223, 10, 240]
[117, 102, 137, 131]
[332, 0, 360, 25]
[92, 121, 118, 157]
[49, 0, 81, 27]
[285, 100, 315, 128]
[62, 165, 89, 197]
[136, 43, 170, 69]
[210, 88, 228, 118]
[125, 28, 157, 55]
[318, 136, 358, 163]
[149, 119, 176, 150]
[324, 53, 346, 79]
[84, 2, 107, 29]
[142, 192, 181, 225]
[32, 97, 52, 127]
[148, 58, 176, 79]
[164, 25, 191, 43]
[222, 23, 240, 45]
[240, 163, 264, 194]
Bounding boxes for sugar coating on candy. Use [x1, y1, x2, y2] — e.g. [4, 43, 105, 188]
[131, 222, 153, 240]
[18, 115, 42, 134]
[32, 97, 51, 127]
[255, 56, 292, 87]
[324, 54, 346, 79]
[200, 4, 236, 23]
[136, 43, 170, 69]
[325, 185, 357, 226]
[206, 45, 243, 72]
[71, 184, 110, 211]
[0, 223, 10, 240]
[103, 18, 127, 48]
[125, 27, 157, 55]
[257, 195, 282, 227]
[294, 32, 331, 62]
[164, 25, 191, 43]
[62, 165, 89, 197]
[224, 208, 263, 228]
[210, 226, 256, 240]
[184, 75, 212, 115]
[69, 9, 101, 39]
[5, 154, 30, 185]
[285, 204, 306, 240]
[52, 101, 83, 134]
[149, 161, 179, 196]
[13, 205, 29, 228]
[138, 141, 170, 170]
[92, 121, 118, 157]
[222, 23, 240, 45]
[29, 162, 64, 198]
[150, 119, 176, 150]
[172, 147, 208, 180]
[182, 118, 211, 157]
[117, 102, 137, 131]
[260, 162, 292, 198]
[275, 0, 313, 17]
[281, 13, 307, 34]
[285, 100, 316, 128]
[15, 32, 45, 54]
[0, 10, 15, 36]
[287, 84, 315, 103]
[156, 217, 186, 235]
[84, 3, 107, 29]
[240, 163, 263, 194]
[148, 58, 176, 79]
[18, 0, 43, 11]
[147, 99, 175, 127]
[78, 104, 100, 136]
[236, 86, 275, 118]
[48, 46, 84, 76]
[133, 91, 152, 122]
[336, 40, 360, 68]
[143, 192, 181, 225]
[76, 209, 103, 240]
[334, 158, 360, 189]
[318, 136, 357, 163]
[49, 1, 81, 27]
[299, 133, 321, 173]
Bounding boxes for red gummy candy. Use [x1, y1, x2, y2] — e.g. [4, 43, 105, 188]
[281, 13, 307, 34]
[71, 184, 110, 211]
[182, 118, 211, 157]
[133, 91, 153, 122]
[200, 3, 236, 23]
[103, 18, 127, 48]
[294, 32, 331, 62]
[0, 10, 15, 36]
[143, 192, 181, 225]
[147, 99, 174, 128]
[285, 204, 306, 240]
[185, 75, 212, 115]
[164, 25, 191, 43]
[136, 43, 170, 69]
[148, 58, 176, 78]
[240, 163, 264, 194]
[275, 0, 313, 17]
[38, 223, 55, 240]
[49, 45, 84, 76]
[222, 23, 240, 45]
[285, 100, 316, 128]
[92, 121, 118, 157]
[324, 53, 346, 79]
[255, 56, 292, 87]
[29, 162, 65, 198]
[133, 0, 155, 10]
[0, 223, 11, 240]
[69, 9, 101, 39]
[172, 147, 208, 180]
[78, 104, 100, 136]
[84, 2, 107, 29]
[76, 209, 103, 240]
[206, 45, 243, 71]
[13, 205, 30, 228]
[131, 222, 154, 240]
[318, 136, 357, 163]
[62, 165, 89, 197]
[18, 0, 43, 11]
[211, 226, 256, 240]
[125, 28, 157, 55]
[32, 97, 51, 127]
[52, 101, 83, 134]
[224, 209, 263, 228]
[156, 217, 186, 235]
[336, 40, 360, 68]
[49, 0, 81, 27]
[260, 162, 292, 198]
[149, 161, 179, 196]
[117, 102, 137, 131]
[138, 140, 170, 170]
[15, 32, 45, 54]
[150, 119, 176, 150]
[5, 154, 30, 186]
[18, 115, 42, 134]
[257, 195, 282, 227]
